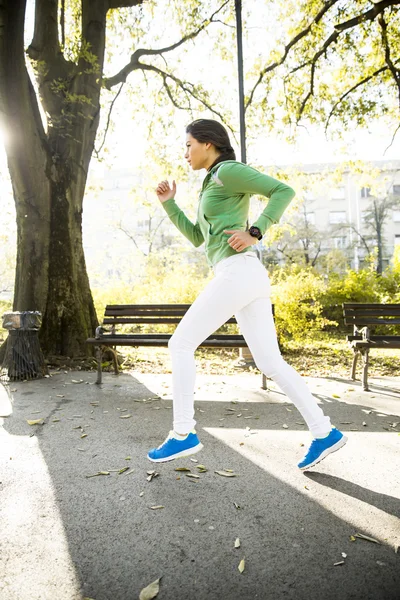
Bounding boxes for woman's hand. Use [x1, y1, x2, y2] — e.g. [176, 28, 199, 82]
[156, 180, 176, 203]
[223, 230, 259, 252]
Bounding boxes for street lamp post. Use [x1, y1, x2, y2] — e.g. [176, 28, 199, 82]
[235, 0, 247, 164]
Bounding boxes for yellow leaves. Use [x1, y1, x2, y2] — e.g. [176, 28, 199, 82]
[139, 578, 161, 600]
[27, 419, 43, 425]
[234, 538, 241, 548]
[119, 414, 132, 419]
[150, 505, 164, 510]
[238, 558, 245, 573]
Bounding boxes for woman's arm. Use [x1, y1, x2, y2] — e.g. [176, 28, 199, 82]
[215, 162, 295, 234]
[162, 198, 205, 248]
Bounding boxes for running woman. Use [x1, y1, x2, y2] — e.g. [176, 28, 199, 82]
[148, 118, 347, 469]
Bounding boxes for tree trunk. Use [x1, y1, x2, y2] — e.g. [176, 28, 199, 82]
[0, 0, 98, 358]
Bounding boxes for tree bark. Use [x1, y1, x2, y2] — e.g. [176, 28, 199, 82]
[0, 0, 100, 357]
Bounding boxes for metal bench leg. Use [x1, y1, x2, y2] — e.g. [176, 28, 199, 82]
[110, 347, 119, 376]
[351, 348, 359, 380]
[261, 373, 268, 390]
[96, 346, 103, 385]
[361, 349, 370, 392]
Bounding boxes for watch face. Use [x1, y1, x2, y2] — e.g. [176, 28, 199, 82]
[249, 226, 262, 240]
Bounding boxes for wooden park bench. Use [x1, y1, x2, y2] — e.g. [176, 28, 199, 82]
[343, 303, 400, 391]
[87, 304, 272, 389]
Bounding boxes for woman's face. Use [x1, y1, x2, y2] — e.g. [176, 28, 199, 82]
[184, 133, 211, 170]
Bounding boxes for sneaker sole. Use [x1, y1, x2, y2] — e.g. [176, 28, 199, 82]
[299, 436, 348, 470]
[147, 443, 204, 463]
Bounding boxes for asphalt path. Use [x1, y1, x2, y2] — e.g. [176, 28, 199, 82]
[1, 370, 399, 600]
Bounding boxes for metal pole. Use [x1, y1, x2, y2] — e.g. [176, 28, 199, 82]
[235, 0, 246, 164]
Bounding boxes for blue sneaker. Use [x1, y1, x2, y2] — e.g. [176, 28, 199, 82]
[147, 431, 203, 463]
[298, 428, 347, 470]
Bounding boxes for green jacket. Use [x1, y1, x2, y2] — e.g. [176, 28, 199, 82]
[162, 160, 295, 266]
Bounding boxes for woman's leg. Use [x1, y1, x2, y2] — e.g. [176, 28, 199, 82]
[169, 259, 257, 434]
[235, 298, 332, 439]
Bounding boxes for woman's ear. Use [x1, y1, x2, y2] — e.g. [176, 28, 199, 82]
[205, 142, 212, 150]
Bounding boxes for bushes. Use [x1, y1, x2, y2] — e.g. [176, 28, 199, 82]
[92, 251, 400, 343]
[270, 266, 335, 340]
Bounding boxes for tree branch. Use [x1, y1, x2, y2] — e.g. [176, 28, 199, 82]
[108, 0, 144, 8]
[325, 66, 389, 133]
[378, 12, 400, 110]
[245, 0, 341, 110]
[94, 82, 125, 157]
[130, 62, 234, 133]
[384, 122, 400, 154]
[104, 0, 230, 89]
[334, 0, 400, 32]
[27, 0, 61, 60]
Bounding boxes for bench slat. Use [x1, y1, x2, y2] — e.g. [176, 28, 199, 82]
[102, 317, 237, 325]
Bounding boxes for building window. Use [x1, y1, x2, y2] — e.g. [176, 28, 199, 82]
[333, 237, 347, 249]
[393, 185, 400, 196]
[331, 187, 345, 200]
[329, 211, 347, 224]
[361, 187, 371, 198]
[393, 211, 400, 223]
[305, 212, 315, 225]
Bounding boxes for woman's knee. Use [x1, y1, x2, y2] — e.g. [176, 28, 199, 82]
[168, 332, 196, 354]
[254, 354, 287, 378]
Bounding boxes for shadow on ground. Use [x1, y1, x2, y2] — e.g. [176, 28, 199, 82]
[1, 371, 399, 600]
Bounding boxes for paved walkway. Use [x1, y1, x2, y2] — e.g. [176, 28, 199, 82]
[1, 370, 399, 600]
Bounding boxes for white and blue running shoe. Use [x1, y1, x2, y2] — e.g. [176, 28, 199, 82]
[298, 428, 347, 470]
[147, 431, 203, 463]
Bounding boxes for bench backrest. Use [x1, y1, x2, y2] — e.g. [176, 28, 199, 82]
[103, 304, 238, 325]
[343, 303, 400, 327]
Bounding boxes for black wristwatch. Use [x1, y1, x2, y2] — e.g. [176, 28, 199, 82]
[249, 226, 263, 241]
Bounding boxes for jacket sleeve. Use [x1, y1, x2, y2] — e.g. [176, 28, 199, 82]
[161, 198, 204, 248]
[216, 162, 295, 234]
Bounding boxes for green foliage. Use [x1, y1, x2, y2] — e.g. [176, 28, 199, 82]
[270, 265, 335, 340]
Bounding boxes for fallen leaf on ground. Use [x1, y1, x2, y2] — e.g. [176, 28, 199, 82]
[85, 471, 110, 478]
[341, 552, 347, 558]
[139, 577, 161, 600]
[190, 458, 198, 463]
[27, 419, 43, 425]
[186, 473, 200, 479]
[120, 414, 132, 419]
[71, 379, 84, 384]
[332, 394, 340, 398]
[282, 424, 288, 429]
[150, 505, 164, 510]
[235, 538, 241, 548]
[118, 467, 130, 474]
[354, 533, 381, 544]
[334, 561, 345, 566]
[215, 470, 237, 477]
[175, 467, 191, 472]
[238, 558, 245, 573]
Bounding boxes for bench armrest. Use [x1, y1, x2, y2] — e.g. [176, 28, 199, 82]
[354, 325, 370, 341]
[95, 326, 113, 339]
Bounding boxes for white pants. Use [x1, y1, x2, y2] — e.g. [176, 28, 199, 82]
[168, 253, 332, 438]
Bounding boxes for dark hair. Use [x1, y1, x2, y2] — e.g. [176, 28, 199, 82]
[186, 119, 236, 170]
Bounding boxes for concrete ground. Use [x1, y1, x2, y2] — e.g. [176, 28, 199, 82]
[0, 369, 399, 600]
